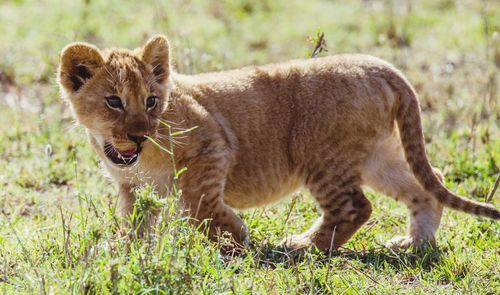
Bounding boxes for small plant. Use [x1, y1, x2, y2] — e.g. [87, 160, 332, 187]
[307, 30, 328, 58]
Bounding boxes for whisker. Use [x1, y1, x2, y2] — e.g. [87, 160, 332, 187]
[154, 134, 185, 147]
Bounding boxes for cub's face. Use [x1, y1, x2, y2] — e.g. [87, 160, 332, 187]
[58, 35, 172, 168]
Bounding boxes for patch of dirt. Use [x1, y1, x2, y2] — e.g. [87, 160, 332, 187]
[0, 70, 44, 113]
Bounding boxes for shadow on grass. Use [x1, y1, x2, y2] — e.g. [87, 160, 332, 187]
[247, 243, 445, 272]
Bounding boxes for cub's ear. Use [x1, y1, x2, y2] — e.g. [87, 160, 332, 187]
[58, 42, 104, 94]
[141, 35, 170, 84]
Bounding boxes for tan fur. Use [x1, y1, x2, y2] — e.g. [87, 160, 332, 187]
[58, 35, 499, 251]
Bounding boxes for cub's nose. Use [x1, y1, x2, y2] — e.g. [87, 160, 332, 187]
[127, 133, 147, 145]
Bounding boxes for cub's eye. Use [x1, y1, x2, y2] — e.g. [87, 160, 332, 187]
[146, 96, 158, 110]
[105, 95, 124, 109]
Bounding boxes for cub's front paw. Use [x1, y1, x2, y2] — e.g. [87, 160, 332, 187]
[216, 231, 250, 256]
[211, 217, 250, 252]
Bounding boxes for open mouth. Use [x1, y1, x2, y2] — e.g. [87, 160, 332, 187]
[103, 142, 141, 166]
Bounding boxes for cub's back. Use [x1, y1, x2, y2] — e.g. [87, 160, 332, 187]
[175, 55, 401, 207]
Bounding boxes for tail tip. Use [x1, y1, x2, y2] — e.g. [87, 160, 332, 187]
[483, 207, 500, 220]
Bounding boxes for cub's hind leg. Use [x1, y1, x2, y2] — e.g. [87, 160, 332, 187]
[283, 169, 372, 252]
[363, 135, 443, 249]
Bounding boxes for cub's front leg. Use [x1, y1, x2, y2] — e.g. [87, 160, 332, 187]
[179, 153, 249, 248]
[116, 183, 160, 237]
[114, 183, 135, 237]
[117, 183, 135, 218]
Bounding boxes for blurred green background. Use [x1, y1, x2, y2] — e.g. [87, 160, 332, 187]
[0, 0, 498, 293]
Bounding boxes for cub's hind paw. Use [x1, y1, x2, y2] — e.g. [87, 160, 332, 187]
[386, 235, 415, 249]
[386, 235, 436, 250]
[280, 234, 314, 253]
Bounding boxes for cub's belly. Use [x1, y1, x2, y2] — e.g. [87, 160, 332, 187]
[223, 175, 303, 209]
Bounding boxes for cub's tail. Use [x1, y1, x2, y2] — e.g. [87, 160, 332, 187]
[390, 72, 500, 219]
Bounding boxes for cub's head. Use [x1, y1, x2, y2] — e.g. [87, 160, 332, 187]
[58, 35, 173, 167]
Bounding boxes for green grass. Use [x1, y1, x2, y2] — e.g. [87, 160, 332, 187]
[0, 0, 499, 293]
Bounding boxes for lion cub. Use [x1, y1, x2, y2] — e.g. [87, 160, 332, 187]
[58, 35, 499, 251]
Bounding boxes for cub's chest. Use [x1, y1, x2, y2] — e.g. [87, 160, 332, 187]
[105, 145, 173, 196]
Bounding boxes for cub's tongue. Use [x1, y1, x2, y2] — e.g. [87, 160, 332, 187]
[118, 148, 137, 157]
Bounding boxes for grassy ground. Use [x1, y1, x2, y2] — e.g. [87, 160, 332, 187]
[0, 0, 499, 293]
